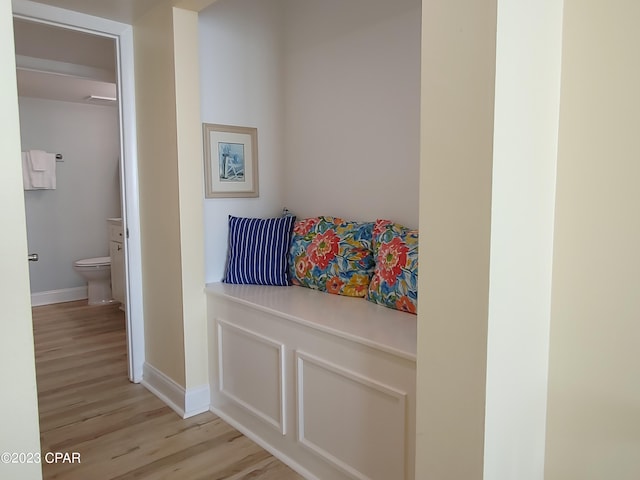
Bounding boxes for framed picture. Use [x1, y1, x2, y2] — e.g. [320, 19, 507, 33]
[202, 123, 259, 198]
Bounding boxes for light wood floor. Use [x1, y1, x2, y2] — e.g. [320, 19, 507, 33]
[32, 300, 304, 480]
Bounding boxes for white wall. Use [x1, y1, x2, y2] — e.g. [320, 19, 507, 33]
[199, 0, 421, 282]
[173, 5, 209, 395]
[19, 97, 121, 294]
[283, 0, 420, 227]
[0, 0, 42, 476]
[483, 0, 563, 478]
[199, 0, 286, 282]
[134, 1, 213, 393]
[135, 2, 187, 387]
[416, 0, 496, 477]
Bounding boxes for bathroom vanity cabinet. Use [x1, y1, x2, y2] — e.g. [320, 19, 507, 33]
[108, 218, 125, 306]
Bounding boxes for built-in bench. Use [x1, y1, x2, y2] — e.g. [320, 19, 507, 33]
[206, 282, 417, 480]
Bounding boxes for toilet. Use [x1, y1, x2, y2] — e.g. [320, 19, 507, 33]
[73, 256, 113, 305]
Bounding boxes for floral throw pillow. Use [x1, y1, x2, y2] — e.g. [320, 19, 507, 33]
[289, 216, 374, 297]
[366, 219, 418, 314]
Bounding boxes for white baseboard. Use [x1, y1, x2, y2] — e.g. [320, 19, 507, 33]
[185, 384, 211, 417]
[31, 286, 87, 306]
[141, 362, 210, 419]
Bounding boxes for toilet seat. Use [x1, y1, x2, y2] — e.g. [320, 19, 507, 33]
[75, 256, 111, 267]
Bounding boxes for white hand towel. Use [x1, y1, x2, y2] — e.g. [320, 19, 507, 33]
[24, 151, 56, 189]
[28, 149, 48, 171]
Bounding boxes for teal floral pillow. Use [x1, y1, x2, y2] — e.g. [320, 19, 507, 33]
[366, 219, 418, 314]
[289, 216, 374, 297]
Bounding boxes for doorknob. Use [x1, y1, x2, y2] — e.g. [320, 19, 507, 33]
[28, 253, 39, 262]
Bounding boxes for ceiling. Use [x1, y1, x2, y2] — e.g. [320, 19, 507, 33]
[20, 0, 165, 24]
[12, 0, 164, 104]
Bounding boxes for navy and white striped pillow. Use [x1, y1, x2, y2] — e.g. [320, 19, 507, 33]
[223, 215, 296, 286]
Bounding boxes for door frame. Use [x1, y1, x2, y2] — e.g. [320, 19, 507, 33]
[13, 0, 145, 383]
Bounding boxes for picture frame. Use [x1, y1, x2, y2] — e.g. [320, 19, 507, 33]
[202, 123, 259, 198]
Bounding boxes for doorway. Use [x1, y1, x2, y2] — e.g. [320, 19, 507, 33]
[12, 3, 144, 383]
[16, 19, 121, 307]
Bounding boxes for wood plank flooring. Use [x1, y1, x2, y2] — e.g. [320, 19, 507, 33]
[32, 300, 304, 480]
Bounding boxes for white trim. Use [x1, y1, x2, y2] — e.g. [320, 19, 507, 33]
[12, 0, 145, 384]
[30, 286, 87, 306]
[117, 23, 144, 385]
[142, 362, 184, 416]
[142, 362, 210, 419]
